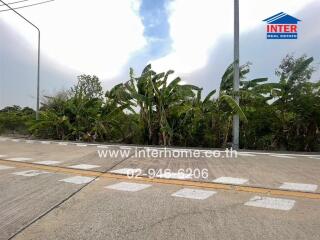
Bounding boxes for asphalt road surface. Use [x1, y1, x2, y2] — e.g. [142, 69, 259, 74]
[0, 137, 319, 240]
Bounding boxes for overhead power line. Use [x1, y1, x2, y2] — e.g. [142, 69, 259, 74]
[0, 0, 30, 7]
[0, 0, 54, 12]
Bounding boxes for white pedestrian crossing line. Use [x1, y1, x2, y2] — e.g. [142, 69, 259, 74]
[156, 172, 193, 180]
[59, 176, 94, 184]
[105, 182, 151, 192]
[269, 154, 296, 159]
[245, 196, 295, 211]
[0, 165, 14, 170]
[110, 168, 142, 175]
[97, 145, 109, 149]
[34, 160, 62, 165]
[58, 142, 68, 145]
[11, 139, 20, 142]
[68, 164, 100, 170]
[279, 182, 318, 192]
[76, 144, 88, 147]
[238, 153, 256, 157]
[171, 188, 216, 200]
[119, 146, 132, 150]
[40, 141, 51, 144]
[213, 177, 248, 185]
[6, 157, 33, 162]
[13, 170, 49, 177]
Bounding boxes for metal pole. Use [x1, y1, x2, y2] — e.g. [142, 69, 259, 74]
[233, 0, 240, 149]
[0, 0, 40, 120]
[36, 30, 40, 120]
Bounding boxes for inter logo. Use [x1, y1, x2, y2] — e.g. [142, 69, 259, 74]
[263, 12, 301, 39]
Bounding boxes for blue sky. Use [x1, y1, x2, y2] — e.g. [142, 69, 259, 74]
[0, 0, 319, 108]
[139, 0, 171, 58]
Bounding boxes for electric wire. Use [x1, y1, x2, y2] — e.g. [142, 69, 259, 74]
[0, 0, 55, 12]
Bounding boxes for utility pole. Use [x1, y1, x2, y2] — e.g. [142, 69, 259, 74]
[233, 0, 240, 149]
[0, 0, 40, 120]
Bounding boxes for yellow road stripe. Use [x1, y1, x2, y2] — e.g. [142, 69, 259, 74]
[1, 159, 320, 200]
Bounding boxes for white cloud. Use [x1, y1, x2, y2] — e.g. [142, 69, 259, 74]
[1, 0, 146, 79]
[151, 0, 315, 75]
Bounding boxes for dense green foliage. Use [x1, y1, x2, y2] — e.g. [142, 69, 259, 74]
[0, 105, 35, 135]
[1, 55, 319, 151]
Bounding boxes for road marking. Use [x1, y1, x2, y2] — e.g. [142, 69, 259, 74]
[279, 182, 318, 192]
[245, 196, 295, 211]
[11, 139, 21, 142]
[76, 144, 87, 147]
[34, 160, 62, 165]
[1, 159, 320, 199]
[145, 147, 165, 151]
[199, 150, 216, 155]
[97, 145, 108, 149]
[58, 142, 68, 145]
[110, 168, 141, 175]
[105, 182, 151, 192]
[40, 141, 50, 144]
[0, 165, 14, 170]
[156, 172, 193, 180]
[59, 176, 94, 184]
[6, 157, 32, 162]
[269, 154, 296, 159]
[13, 170, 49, 177]
[213, 177, 248, 185]
[26, 140, 35, 144]
[97, 145, 116, 149]
[238, 153, 256, 157]
[119, 146, 132, 150]
[309, 156, 320, 160]
[68, 164, 100, 170]
[171, 188, 216, 200]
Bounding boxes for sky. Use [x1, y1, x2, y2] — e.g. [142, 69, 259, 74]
[0, 0, 319, 108]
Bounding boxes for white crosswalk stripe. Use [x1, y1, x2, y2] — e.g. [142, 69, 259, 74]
[13, 170, 49, 177]
[156, 172, 192, 180]
[245, 196, 295, 211]
[110, 168, 141, 175]
[68, 164, 100, 170]
[6, 157, 32, 162]
[238, 153, 256, 157]
[269, 154, 296, 159]
[34, 160, 62, 165]
[213, 177, 248, 185]
[0, 165, 14, 170]
[279, 182, 318, 192]
[76, 144, 87, 147]
[59, 176, 94, 184]
[105, 182, 151, 192]
[171, 188, 216, 200]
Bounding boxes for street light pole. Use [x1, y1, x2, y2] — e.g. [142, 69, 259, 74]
[0, 0, 40, 120]
[233, 0, 240, 149]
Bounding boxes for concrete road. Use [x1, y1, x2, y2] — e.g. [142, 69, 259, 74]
[0, 137, 320, 240]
